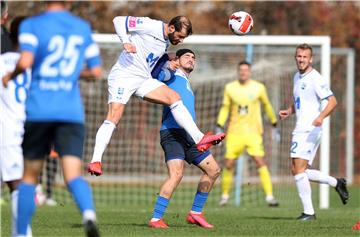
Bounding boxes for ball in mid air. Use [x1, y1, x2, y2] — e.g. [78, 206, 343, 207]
[228, 11, 254, 35]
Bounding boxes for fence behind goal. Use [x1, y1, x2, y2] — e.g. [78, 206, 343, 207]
[40, 35, 351, 208]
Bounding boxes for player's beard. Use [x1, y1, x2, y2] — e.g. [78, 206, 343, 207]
[168, 32, 179, 45]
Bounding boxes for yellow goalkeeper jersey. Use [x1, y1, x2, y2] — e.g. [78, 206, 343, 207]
[217, 79, 277, 135]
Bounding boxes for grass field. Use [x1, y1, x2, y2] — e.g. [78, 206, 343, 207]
[1, 186, 359, 237]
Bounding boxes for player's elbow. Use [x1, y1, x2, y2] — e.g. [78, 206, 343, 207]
[113, 16, 126, 25]
[18, 51, 34, 70]
[328, 95, 338, 109]
[91, 66, 102, 79]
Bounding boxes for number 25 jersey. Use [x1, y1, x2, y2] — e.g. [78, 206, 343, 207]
[19, 10, 101, 123]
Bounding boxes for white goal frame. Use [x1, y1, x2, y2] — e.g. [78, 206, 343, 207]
[93, 34, 333, 209]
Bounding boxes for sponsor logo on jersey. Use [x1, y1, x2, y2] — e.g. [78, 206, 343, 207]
[129, 17, 137, 28]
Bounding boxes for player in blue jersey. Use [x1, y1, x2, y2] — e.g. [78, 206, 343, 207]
[148, 49, 221, 229]
[2, 2, 102, 237]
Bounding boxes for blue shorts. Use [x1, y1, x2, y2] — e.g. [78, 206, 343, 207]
[22, 122, 85, 160]
[160, 128, 210, 165]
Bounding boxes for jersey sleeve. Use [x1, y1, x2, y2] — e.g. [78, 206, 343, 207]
[151, 54, 174, 82]
[217, 85, 231, 127]
[83, 25, 101, 69]
[125, 16, 158, 33]
[18, 19, 38, 54]
[113, 16, 159, 43]
[313, 75, 333, 100]
[259, 84, 277, 124]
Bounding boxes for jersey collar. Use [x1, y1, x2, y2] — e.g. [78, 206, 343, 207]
[299, 68, 313, 78]
[175, 68, 189, 80]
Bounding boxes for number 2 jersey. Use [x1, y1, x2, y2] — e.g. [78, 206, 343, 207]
[293, 68, 333, 133]
[0, 52, 31, 146]
[19, 10, 101, 123]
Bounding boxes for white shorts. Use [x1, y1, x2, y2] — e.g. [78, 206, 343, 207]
[107, 63, 164, 104]
[290, 126, 322, 166]
[0, 145, 24, 182]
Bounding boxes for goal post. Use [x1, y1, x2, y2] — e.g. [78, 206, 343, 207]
[92, 34, 332, 208]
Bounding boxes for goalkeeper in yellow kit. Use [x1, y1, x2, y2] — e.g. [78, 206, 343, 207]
[217, 61, 279, 207]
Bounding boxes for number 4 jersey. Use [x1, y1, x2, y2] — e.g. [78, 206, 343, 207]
[19, 10, 101, 123]
[0, 52, 31, 146]
[293, 68, 333, 133]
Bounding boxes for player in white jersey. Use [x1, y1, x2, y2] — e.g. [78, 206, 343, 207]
[88, 16, 225, 175]
[0, 16, 32, 237]
[279, 44, 349, 221]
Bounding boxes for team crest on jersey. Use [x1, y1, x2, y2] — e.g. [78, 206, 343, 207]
[301, 82, 306, 90]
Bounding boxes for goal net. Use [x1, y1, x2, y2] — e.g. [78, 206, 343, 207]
[35, 35, 352, 209]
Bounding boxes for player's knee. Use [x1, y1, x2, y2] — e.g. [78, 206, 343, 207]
[170, 170, 183, 183]
[167, 90, 181, 105]
[224, 159, 235, 170]
[107, 105, 124, 124]
[291, 165, 306, 175]
[211, 166, 221, 180]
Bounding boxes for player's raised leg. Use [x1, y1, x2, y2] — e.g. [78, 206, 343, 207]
[305, 169, 349, 204]
[292, 158, 316, 221]
[187, 154, 221, 228]
[144, 85, 225, 151]
[88, 103, 122, 176]
[149, 159, 184, 228]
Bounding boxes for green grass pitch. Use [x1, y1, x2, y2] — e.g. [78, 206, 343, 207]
[1, 186, 359, 237]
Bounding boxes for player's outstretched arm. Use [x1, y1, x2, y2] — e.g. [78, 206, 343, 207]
[312, 95, 337, 126]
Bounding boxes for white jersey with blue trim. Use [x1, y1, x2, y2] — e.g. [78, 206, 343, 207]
[0, 52, 31, 146]
[293, 68, 333, 133]
[114, 16, 169, 77]
[19, 10, 101, 123]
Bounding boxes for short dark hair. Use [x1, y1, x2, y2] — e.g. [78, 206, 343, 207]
[10, 16, 27, 45]
[238, 61, 251, 68]
[296, 43, 313, 56]
[169, 16, 193, 36]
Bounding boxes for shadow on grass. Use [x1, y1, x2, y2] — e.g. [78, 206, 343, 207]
[251, 216, 295, 220]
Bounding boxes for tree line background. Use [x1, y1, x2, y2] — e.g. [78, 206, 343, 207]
[6, 1, 360, 182]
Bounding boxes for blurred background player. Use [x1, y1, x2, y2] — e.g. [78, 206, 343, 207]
[217, 61, 279, 207]
[0, 16, 32, 237]
[2, 1, 102, 236]
[88, 15, 225, 176]
[148, 49, 221, 229]
[36, 148, 59, 206]
[279, 43, 349, 221]
[1, 1, 13, 53]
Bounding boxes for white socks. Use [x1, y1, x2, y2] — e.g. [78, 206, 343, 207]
[83, 209, 96, 223]
[305, 169, 337, 187]
[11, 190, 32, 237]
[91, 120, 116, 163]
[294, 173, 314, 215]
[169, 101, 204, 143]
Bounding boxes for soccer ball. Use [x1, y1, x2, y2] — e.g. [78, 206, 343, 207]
[228, 11, 253, 35]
